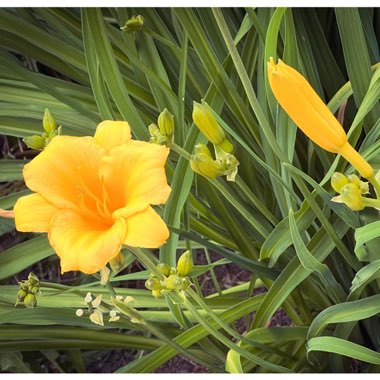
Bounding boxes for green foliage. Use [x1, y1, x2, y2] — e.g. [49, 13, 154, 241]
[1, 7, 380, 373]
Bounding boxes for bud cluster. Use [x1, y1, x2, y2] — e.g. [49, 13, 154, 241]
[23, 108, 61, 150]
[145, 251, 193, 298]
[191, 102, 239, 181]
[331, 172, 370, 211]
[15, 272, 40, 309]
[149, 108, 175, 146]
[190, 144, 239, 182]
[120, 15, 144, 33]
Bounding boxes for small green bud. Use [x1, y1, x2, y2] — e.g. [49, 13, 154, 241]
[331, 172, 349, 193]
[152, 289, 162, 298]
[180, 277, 191, 291]
[23, 135, 46, 150]
[145, 278, 162, 291]
[165, 274, 182, 290]
[176, 250, 193, 277]
[157, 263, 171, 277]
[190, 147, 222, 179]
[28, 273, 39, 286]
[340, 183, 364, 211]
[29, 286, 40, 295]
[193, 102, 226, 146]
[347, 174, 360, 188]
[148, 123, 160, 138]
[169, 267, 177, 275]
[120, 15, 144, 33]
[193, 143, 212, 157]
[360, 181, 369, 195]
[43, 108, 57, 135]
[17, 289, 28, 302]
[24, 293, 37, 309]
[158, 108, 174, 141]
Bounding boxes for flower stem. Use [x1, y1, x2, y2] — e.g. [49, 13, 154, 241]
[105, 281, 117, 298]
[362, 197, 380, 209]
[128, 247, 163, 280]
[367, 174, 380, 200]
[170, 143, 191, 160]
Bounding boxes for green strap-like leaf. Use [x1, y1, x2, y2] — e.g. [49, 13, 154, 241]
[354, 220, 380, 261]
[307, 336, 380, 365]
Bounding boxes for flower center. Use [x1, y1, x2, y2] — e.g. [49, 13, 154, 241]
[75, 166, 114, 225]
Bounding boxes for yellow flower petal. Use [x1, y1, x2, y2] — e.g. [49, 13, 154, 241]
[123, 206, 169, 248]
[94, 120, 132, 153]
[23, 136, 104, 211]
[48, 209, 127, 274]
[14, 193, 58, 232]
[100, 140, 171, 219]
[267, 58, 347, 153]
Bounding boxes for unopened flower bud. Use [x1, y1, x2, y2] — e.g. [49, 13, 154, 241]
[165, 274, 182, 290]
[157, 262, 171, 277]
[190, 146, 222, 179]
[346, 174, 369, 194]
[347, 174, 360, 187]
[268, 58, 373, 179]
[193, 102, 233, 153]
[30, 286, 39, 295]
[359, 181, 369, 195]
[76, 309, 84, 317]
[158, 108, 174, 141]
[149, 123, 160, 138]
[152, 289, 162, 298]
[23, 135, 46, 150]
[24, 293, 37, 309]
[28, 272, 39, 285]
[17, 289, 27, 302]
[340, 183, 364, 211]
[145, 277, 162, 291]
[194, 143, 212, 156]
[176, 250, 193, 277]
[180, 277, 191, 291]
[169, 267, 177, 275]
[43, 108, 57, 135]
[120, 15, 144, 33]
[331, 172, 349, 193]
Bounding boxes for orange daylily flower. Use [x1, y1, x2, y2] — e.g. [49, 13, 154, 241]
[11, 121, 171, 274]
[267, 58, 373, 179]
